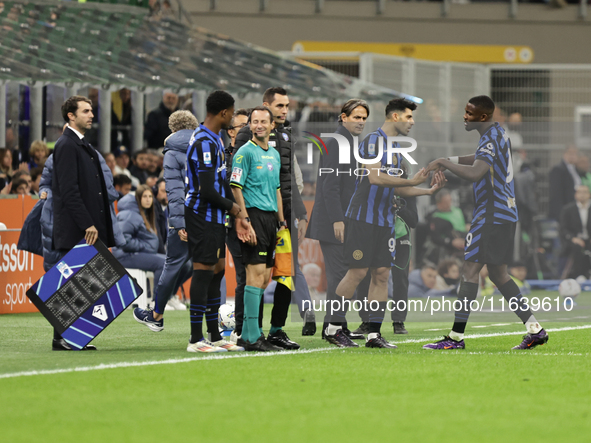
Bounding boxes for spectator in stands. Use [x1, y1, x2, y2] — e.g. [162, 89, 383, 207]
[408, 263, 457, 298]
[112, 185, 167, 299]
[129, 149, 150, 185]
[146, 149, 162, 177]
[513, 149, 538, 232]
[10, 177, 29, 195]
[0, 147, 13, 187]
[28, 140, 49, 169]
[505, 112, 523, 148]
[436, 258, 460, 290]
[559, 185, 591, 278]
[508, 261, 531, 295]
[104, 152, 117, 177]
[30, 167, 42, 196]
[11, 170, 32, 194]
[549, 145, 579, 220]
[145, 91, 179, 148]
[424, 189, 467, 264]
[111, 88, 132, 150]
[113, 146, 139, 189]
[113, 174, 132, 199]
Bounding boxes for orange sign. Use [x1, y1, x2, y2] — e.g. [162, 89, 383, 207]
[0, 230, 44, 314]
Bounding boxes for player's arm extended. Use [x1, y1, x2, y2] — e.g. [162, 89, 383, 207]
[365, 164, 428, 187]
[395, 172, 446, 197]
[426, 158, 489, 183]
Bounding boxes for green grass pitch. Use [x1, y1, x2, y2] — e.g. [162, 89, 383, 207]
[1, 293, 590, 443]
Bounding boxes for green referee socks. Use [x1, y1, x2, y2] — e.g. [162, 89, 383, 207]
[244, 286, 262, 344]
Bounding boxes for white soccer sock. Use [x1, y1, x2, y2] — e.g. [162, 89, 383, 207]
[449, 331, 464, 341]
[525, 316, 542, 334]
[326, 323, 342, 336]
[367, 332, 379, 340]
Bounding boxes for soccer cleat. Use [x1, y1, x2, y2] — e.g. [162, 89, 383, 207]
[422, 336, 465, 350]
[211, 339, 245, 352]
[301, 310, 317, 336]
[133, 308, 164, 332]
[365, 333, 398, 349]
[267, 330, 300, 350]
[511, 329, 549, 350]
[343, 327, 365, 340]
[187, 339, 228, 353]
[229, 331, 240, 344]
[324, 329, 359, 348]
[393, 321, 408, 335]
[244, 337, 283, 352]
[351, 322, 371, 336]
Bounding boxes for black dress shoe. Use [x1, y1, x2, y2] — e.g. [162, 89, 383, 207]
[244, 337, 282, 352]
[267, 330, 300, 350]
[52, 338, 97, 351]
[351, 322, 371, 336]
[393, 322, 408, 335]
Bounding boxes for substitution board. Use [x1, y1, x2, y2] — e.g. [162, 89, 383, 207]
[26, 239, 143, 350]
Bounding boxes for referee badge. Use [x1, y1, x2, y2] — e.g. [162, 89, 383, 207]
[267, 162, 274, 171]
[282, 133, 289, 142]
[353, 250, 363, 260]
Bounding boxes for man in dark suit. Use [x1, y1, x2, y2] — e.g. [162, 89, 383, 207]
[51, 95, 116, 351]
[306, 99, 372, 345]
[559, 185, 591, 278]
[549, 145, 579, 220]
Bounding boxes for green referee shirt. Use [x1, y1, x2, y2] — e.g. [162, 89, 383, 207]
[230, 140, 281, 212]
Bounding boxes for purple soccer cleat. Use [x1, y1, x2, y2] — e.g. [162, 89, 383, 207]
[511, 329, 549, 350]
[423, 336, 465, 350]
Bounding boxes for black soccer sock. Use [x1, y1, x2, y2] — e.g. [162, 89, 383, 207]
[205, 270, 224, 342]
[271, 281, 291, 328]
[451, 281, 479, 334]
[497, 279, 534, 323]
[368, 302, 387, 334]
[189, 269, 214, 344]
[53, 328, 62, 340]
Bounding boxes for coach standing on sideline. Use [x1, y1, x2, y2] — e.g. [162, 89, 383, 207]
[52, 95, 116, 351]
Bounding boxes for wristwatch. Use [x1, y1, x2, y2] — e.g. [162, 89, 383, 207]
[279, 220, 288, 228]
[244, 217, 251, 223]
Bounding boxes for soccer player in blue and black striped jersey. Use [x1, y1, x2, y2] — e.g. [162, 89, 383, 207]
[423, 95, 548, 351]
[325, 99, 446, 349]
[184, 91, 243, 353]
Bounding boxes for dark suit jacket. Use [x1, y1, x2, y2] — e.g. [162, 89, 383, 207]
[52, 127, 115, 250]
[307, 125, 358, 244]
[549, 161, 576, 220]
[559, 201, 591, 254]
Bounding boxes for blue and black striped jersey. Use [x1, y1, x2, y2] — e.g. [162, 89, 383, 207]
[472, 123, 519, 225]
[185, 124, 228, 224]
[346, 128, 402, 228]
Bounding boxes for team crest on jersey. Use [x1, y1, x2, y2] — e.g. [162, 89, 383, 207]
[368, 144, 375, 155]
[203, 152, 211, 165]
[282, 133, 289, 142]
[267, 162, 274, 171]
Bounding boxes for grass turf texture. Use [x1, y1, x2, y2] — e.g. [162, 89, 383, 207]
[1, 294, 591, 443]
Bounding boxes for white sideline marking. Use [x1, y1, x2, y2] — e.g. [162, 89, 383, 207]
[0, 347, 337, 380]
[397, 324, 591, 344]
[1, 325, 590, 380]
